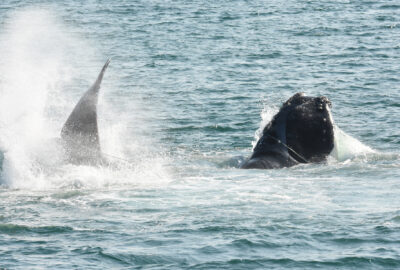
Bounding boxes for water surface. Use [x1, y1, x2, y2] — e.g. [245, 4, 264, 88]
[0, 1, 399, 269]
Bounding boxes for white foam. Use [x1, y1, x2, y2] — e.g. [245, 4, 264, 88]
[0, 8, 171, 190]
[252, 103, 277, 149]
[330, 126, 375, 162]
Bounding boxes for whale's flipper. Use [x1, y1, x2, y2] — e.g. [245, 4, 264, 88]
[61, 59, 110, 164]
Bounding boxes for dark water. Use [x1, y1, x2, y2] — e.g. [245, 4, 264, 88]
[0, 1, 399, 269]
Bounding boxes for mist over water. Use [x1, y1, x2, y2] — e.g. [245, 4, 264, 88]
[0, 2, 399, 269]
[0, 9, 170, 190]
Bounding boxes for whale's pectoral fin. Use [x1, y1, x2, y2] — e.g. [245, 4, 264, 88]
[61, 59, 110, 164]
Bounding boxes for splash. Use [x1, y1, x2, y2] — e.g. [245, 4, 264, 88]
[326, 105, 375, 162]
[0, 9, 74, 188]
[0, 8, 170, 189]
[252, 103, 278, 149]
[330, 126, 375, 162]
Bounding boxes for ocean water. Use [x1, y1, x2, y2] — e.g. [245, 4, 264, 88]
[0, 1, 399, 269]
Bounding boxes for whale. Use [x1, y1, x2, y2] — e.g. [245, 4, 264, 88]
[241, 92, 334, 169]
[61, 59, 110, 165]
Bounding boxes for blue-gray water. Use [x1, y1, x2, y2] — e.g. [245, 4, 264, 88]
[0, 1, 399, 269]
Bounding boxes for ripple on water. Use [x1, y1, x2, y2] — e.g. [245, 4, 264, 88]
[0, 0, 399, 269]
[0, 224, 73, 235]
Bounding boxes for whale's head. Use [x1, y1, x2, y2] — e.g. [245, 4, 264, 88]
[242, 92, 335, 169]
[283, 92, 334, 163]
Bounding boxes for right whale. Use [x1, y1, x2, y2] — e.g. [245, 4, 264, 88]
[241, 92, 334, 169]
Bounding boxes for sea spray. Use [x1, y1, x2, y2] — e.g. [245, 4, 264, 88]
[0, 8, 170, 189]
[0, 9, 70, 188]
[331, 126, 375, 162]
[252, 102, 277, 150]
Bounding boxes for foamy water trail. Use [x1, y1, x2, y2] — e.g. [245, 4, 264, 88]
[0, 8, 171, 189]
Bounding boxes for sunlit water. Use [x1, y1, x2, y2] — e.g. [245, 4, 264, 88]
[0, 1, 399, 269]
